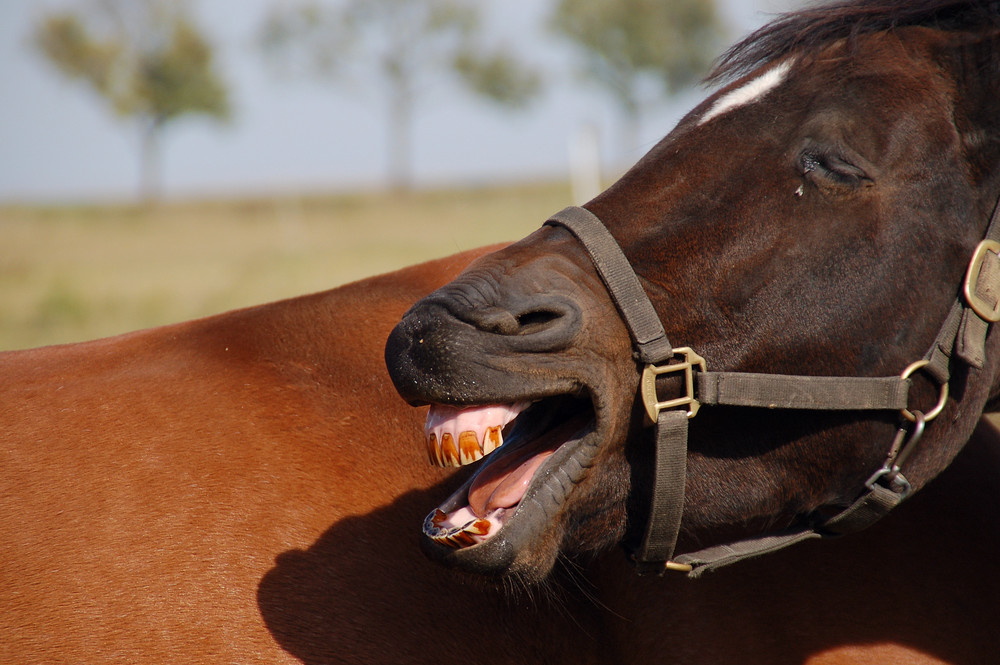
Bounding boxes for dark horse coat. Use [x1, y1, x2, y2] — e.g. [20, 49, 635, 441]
[385, 1, 1000, 662]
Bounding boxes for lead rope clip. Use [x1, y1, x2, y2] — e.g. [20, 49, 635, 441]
[865, 410, 926, 500]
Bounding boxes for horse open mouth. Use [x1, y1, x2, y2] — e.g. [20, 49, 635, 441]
[420, 396, 595, 554]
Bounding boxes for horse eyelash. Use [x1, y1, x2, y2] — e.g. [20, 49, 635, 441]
[801, 153, 821, 174]
[799, 150, 868, 186]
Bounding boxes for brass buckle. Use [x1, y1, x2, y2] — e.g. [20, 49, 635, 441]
[964, 239, 1000, 322]
[641, 347, 706, 424]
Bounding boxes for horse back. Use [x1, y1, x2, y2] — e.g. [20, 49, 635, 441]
[1, 246, 610, 664]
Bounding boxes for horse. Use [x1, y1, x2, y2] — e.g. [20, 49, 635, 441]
[0, 247, 618, 664]
[385, 0, 1000, 660]
[6, 1, 1000, 663]
[2, 254, 997, 665]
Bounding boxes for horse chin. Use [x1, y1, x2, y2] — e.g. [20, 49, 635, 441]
[418, 396, 599, 580]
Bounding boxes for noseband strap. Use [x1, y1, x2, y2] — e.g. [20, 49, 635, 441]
[543, 206, 674, 364]
[545, 201, 1000, 577]
[544, 206, 686, 572]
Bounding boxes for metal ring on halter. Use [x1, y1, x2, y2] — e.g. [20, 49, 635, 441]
[899, 359, 948, 423]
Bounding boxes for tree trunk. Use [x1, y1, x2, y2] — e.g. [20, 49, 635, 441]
[139, 115, 162, 205]
[386, 65, 414, 193]
[619, 94, 642, 173]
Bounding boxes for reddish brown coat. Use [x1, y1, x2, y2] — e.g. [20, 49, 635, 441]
[0, 248, 606, 664]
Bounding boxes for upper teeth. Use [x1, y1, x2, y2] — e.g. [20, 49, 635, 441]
[424, 403, 529, 468]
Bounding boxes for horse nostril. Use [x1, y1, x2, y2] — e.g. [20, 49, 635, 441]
[476, 308, 520, 335]
[432, 292, 581, 348]
[464, 305, 568, 336]
[475, 308, 561, 335]
[515, 309, 562, 334]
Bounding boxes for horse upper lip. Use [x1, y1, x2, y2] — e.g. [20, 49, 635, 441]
[385, 287, 587, 407]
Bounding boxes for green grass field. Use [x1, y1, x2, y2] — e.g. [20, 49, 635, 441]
[0, 181, 574, 351]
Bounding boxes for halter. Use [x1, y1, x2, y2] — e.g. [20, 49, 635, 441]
[544, 200, 1000, 577]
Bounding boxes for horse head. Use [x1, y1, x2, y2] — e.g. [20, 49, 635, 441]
[385, 0, 1000, 582]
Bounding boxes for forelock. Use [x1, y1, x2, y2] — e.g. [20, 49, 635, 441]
[706, 0, 1000, 85]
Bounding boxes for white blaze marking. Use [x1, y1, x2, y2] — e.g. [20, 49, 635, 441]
[699, 60, 793, 125]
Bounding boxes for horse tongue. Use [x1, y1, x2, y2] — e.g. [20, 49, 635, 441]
[466, 417, 583, 518]
[468, 450, 555, 517]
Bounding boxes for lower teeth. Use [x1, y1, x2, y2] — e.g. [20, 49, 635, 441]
[424, 510, 495, 548]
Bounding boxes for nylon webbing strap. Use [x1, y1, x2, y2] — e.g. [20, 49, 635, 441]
[820, 483, 902, 535]
[545, 206, 686, 572]
[674, 476, 903, 577]
[632, 409, 688, 574]
[697, 373, 911, 411]
[956, 196, 1000, 368]
[926, 301, 964, 385]
[545, 207, 673, 364]
[673, 529, 822, 578]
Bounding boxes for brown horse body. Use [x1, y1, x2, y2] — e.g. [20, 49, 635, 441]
[2, 240, 998, 663]
[4, 247, 999, 664]
[0, 248, 613, 664]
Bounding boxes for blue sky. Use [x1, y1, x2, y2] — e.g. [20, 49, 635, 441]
[0, 0, 794, 203]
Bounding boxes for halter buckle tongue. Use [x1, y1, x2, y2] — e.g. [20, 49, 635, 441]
[640, 347, 706, 424]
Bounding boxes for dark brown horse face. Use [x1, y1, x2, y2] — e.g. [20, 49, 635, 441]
[386, 21, 1000, 581]
[387, 228, 640, 575]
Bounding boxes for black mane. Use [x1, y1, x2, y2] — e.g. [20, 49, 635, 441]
[708, 0, 1000, 84]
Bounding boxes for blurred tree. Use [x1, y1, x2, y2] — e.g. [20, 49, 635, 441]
[259, 0, 541, 192]
[34, 0, 230, 202]
[550, 0, 725, 160]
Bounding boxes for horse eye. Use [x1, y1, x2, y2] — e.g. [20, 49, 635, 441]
[799, 150, 871, 188]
